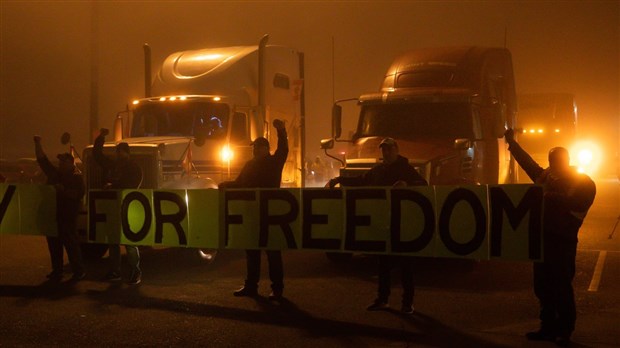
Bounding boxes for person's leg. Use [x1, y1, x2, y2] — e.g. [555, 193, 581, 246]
[527, 261, 557, 340]
[555, 243, 577, 344]
[125, 245, 141, 284]
[107, 244, 122, 275]
[266, 250, 284, 296]
[400, 257, 414, 308]
[377, 255, 393, 303]
[46, 235, 63, 279]
[59, 220, 85, 276]
[242, 250, 261, 292]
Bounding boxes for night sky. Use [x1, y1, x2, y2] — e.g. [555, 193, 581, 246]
[1, 1, 618, 173]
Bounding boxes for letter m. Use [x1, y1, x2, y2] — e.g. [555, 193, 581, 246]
[490, 185, 543, 260]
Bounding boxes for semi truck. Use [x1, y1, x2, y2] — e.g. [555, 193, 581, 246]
[80, 35, 305, 259]
[322, 46, 518, 186]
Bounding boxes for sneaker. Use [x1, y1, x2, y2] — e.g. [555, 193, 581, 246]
[233, 286, 258, 297]
[525, 329, 556, 342]
[103, 271, 122, 282]
[269, 290, 283, 301]
[128, 270, 142, 285]
[366, 300, 389, 311]
[70, 272, 86, 281]
[401, 304, 414, 314]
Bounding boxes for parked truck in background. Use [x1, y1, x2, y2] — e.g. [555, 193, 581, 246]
[516, 93, 602, 179]
[322, 46, 517, 186]
[80, 35, 305, 259]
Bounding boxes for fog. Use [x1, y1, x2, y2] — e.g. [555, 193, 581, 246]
[1, 1, 618, 172]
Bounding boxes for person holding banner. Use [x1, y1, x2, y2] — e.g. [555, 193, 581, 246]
[504, 129, 596, 347]
[33, 135, 86, 282]
[93, 128, 143, 285]
[327, 137, 427, 314]
[219, 119, 288, 301]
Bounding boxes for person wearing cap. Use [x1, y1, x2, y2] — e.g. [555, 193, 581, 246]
[327, 137, 427, 314]
[504, 129, 596, 347]
[33, 135, 86, 282]
[93, 128, 143, 285]
[219, 119, 288, 301]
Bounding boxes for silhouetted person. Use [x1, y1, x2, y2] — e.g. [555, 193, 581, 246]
[93, 128, 143, 285]
[505, 129, 596, 347]
[219, 119, 288, 301]
[327, 137, 427, 314]
[34, 135, 86, 282]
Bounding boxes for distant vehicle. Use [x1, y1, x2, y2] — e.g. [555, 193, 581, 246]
[516, 93, 601, 178]
[322, 46, 518, 186]
[80, 35, 305, 259]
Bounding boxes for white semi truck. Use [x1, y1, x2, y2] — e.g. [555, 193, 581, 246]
[81, 35, 305, 258]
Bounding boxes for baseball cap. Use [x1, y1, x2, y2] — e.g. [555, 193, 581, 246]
[116, 142, 130, 154]
[56, 153, 75, 163]
[379, 137, 397, 148]
[250, 137, 270, 148]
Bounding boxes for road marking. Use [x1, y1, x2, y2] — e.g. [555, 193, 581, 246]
[588, 250, 607, 292]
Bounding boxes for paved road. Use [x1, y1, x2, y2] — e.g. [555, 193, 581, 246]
[1, 177, 618, 347]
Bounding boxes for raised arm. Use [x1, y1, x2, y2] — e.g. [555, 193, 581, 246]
[93, 128, 114, 170]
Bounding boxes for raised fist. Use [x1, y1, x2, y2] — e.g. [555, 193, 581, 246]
[100, 128, 110, 137]
[504, 128, 515, 144]
[33, 135, 42, 143]
[272, 119, 285, 130]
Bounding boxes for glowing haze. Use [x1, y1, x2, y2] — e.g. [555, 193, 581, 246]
[1, 1, 618, 174]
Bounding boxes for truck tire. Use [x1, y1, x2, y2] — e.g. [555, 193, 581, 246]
[325, 252, 353, 263]
[80, 243, 109, 262]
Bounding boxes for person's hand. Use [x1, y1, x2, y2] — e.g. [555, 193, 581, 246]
[504, 128, 515, 144]
[393, 180, 407, 187]
[33, 135, 42, 144]
[100, 128, 109, 137]
[272, 119, 285, 130]
[327, 177, 339, 189]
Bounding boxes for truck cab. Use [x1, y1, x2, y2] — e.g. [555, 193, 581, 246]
[323, 46, 517, 185]
[83, 36, 305, 191]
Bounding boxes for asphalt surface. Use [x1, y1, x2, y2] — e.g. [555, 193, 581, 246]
[1, 176, 618, 347]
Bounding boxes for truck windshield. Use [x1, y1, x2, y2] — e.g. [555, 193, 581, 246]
[357, 102, 473, 140]
[131, 102, 230, 138]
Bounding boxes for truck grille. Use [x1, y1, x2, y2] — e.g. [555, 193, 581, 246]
[83, 148, 159, 189]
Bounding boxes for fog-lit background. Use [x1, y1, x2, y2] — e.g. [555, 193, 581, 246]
[1, 1, 618, 174]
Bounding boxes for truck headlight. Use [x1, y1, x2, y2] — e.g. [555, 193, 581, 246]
[570, 140, 602, 176]
[221, 146, 233, 162]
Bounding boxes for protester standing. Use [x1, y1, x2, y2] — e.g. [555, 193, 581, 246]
[504, 129, 596, 347]
[34, 135, 86, 282]
[93, 128, 143, 285]
[219, 119, 288, 301]
[327, 137, 427, 314]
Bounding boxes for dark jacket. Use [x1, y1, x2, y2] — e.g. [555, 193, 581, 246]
[508, 141, 596, 244]
[220, 128, 288, 188]
[339, 155, 428, 187]
[93, 135, 142, 189]
[37, 156, 85, 221]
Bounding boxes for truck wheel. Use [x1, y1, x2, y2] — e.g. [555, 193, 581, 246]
[80, 243, 109, 262]
[325, 252, 353, 263]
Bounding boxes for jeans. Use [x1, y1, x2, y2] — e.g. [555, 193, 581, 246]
[377, 255, 414, 306]
[244, 250, 283, 292]
[108, 244, 140, 274]
[47, 219, 84, 275]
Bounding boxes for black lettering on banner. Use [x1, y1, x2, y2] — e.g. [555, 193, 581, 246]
[489, 186, 543, 259]
[88, 190, 118, 241]
[224, 190, 256, 246]
[345, 189, 387, 252]
[259, 190, 299, 248]
[153, 191, 188, 245]
[121, 191, 152, 243]
[438, 188, 486, 256]
[0, 185, 16, 224]
[301, 189, 341, 250]
[391, 189, 435, 253]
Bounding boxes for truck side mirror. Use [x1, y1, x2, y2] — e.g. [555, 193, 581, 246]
[492, 100, 507, 138]
[113, 114, 124, 142]
[320, 138, 334, 150]
[332, 104, 342, 139]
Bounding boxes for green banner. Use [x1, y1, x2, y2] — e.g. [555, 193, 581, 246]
[0, 183, 544, 261]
